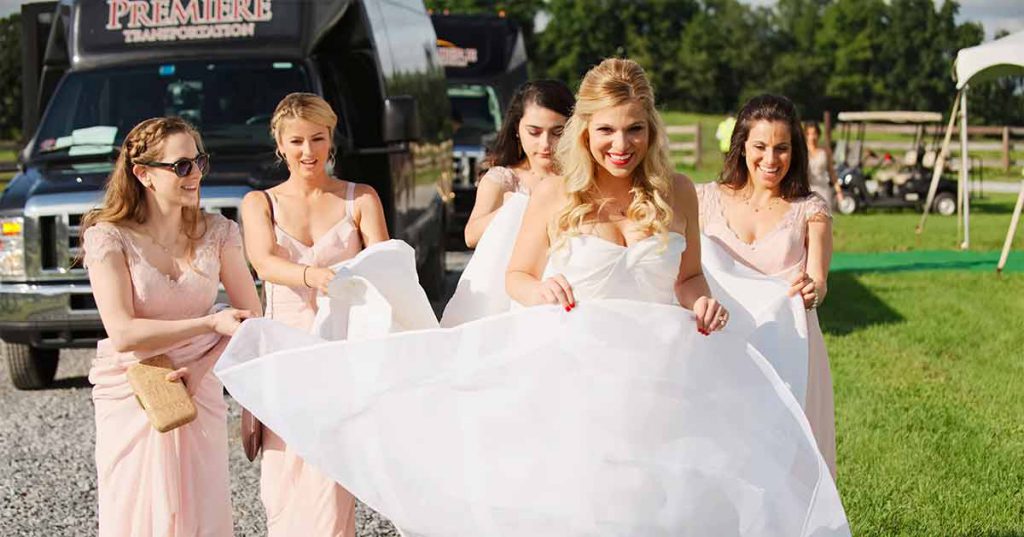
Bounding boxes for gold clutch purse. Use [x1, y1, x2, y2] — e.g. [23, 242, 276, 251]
[126, 355, 197, 433]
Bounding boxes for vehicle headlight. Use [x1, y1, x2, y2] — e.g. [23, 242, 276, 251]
[0, 217, 26, 279]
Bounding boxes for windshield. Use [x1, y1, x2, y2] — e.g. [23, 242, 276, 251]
[33, 60, 312, 159]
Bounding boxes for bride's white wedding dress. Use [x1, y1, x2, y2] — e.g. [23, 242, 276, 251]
[440, 192, 529, 327]
[215, 233, 849, 537]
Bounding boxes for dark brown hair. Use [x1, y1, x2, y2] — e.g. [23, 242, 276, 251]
[718, 94, 810, 200]
[486, 79, 575, 168]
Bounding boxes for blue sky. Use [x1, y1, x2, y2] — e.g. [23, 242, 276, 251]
[3, 0, 1022, 40]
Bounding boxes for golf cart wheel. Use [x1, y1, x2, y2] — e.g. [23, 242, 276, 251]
[933, 192, 956, 216]
[837, 195, 858, 215]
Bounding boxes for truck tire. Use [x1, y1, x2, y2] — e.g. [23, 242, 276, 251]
[4, 341, 59, 390]
[933, 192, 957, 216]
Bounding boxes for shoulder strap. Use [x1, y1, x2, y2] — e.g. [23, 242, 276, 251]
[261, 191, 277, 225]
[346, 181, 357, 219]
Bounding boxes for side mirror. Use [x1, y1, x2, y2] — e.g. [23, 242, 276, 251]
[383, 95, 421, 144]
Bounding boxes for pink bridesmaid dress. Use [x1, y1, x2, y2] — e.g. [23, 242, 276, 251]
[259, 181, 362, 536]
[84, 213, 240, 537]
[697, 182, 837, 478]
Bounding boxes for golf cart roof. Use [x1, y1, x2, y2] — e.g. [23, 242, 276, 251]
[836, 111, 943, 123]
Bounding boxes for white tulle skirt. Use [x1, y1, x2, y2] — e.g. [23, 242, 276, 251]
[441, 193, 529, 327]
[217, 288, 849, 535]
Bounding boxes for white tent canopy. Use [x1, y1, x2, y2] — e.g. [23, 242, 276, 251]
[954, 30, 1024, 89]
[919, 29, 1024, 270]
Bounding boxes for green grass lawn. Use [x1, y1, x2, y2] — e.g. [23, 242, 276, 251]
[822, 270, 1024, 536]
[834, 194, 1021, 253]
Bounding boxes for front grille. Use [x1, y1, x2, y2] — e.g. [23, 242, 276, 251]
[453, 154, 480, 186]
[69, 293, 97, 311]
[38, 213, 85, 275]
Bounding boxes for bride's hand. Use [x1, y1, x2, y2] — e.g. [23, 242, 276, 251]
[536, 274, 576, 310]
[693, 296, 728, 335]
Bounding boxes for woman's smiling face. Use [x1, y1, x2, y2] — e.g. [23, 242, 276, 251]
[587, 100, 649, 180]
[744, 120, 792, 190]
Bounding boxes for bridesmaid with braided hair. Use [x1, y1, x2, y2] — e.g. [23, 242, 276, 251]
[82, 117, 261, 536]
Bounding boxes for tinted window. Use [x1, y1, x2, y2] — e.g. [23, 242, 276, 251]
[34, 60, 311, 156]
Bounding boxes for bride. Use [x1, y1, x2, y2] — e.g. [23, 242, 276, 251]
[216, 59, 849, 536]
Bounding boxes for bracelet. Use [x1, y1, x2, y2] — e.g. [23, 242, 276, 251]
[302, 265, 311, 288]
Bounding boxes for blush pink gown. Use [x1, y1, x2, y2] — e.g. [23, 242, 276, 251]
[697, 183, 837, 478]
[259, 182, 362, 536]
[84, 214, 240, 537]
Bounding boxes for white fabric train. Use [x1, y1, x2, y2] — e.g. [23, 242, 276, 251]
[216, 236, 848, 536]
[700, 235, 811, 406]
[440, 192, 529, 327]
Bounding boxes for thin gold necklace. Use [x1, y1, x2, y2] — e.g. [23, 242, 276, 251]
[142, 228, 185, 256]
[741, 189, 782, 213]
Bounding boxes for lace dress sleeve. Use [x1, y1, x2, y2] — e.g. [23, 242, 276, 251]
[694, 183, 717, 230]
[220, 219, 244, 254]
[478, 166, 519, 192]
[82, 224, 125, 269]
[205, 213, 243, 255]
[804, 193, 833, 223]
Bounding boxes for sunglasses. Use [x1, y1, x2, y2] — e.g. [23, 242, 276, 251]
[138, 153, 210, 177]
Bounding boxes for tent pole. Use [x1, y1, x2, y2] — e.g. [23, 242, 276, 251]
[960, 88, 971, 250]
[917, 95, 960, 234]
[997, 180, 1024, 273]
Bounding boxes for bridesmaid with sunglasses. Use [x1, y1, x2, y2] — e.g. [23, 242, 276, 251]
[81, 117, 261, 536]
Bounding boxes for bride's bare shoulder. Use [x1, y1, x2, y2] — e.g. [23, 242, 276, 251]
[529, 176, 569, 209]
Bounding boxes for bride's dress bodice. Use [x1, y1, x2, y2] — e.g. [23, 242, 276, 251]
[543, 232, 686, 305]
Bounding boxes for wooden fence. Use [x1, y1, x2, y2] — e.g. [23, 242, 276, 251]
[666, 124, 702, 168]
[833, 123, 1024, 171]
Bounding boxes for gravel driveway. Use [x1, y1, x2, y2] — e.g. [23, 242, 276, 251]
[0, 349, 404, 536]
[0, 253, 472, 535]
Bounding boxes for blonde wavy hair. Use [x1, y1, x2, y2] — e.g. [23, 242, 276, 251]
[553, 58, 675, 245]
[270, 92, 338, 162]
[81, 117, 207, 261]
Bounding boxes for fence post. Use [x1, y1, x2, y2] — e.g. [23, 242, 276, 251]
[694, 122, 702, 168]
[1003, 126, 1010, 172]
[823, 110, 832, 149]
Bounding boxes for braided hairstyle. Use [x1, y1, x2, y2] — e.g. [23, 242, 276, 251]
[82, 117, 208, 256]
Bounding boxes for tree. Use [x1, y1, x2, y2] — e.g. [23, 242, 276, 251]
[0, 13, 21, 140]
[673, 0, 775, 113]
[815, 0, 888, 112]
[761, 0, 831, 118]
[536, 0, 698, 97]
[424, 0, 546, 77]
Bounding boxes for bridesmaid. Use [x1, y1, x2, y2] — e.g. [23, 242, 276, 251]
[83, 117, 261, 536]
[464, 80, 574, 247]
[239, 92, 388, 536]
[696, 94, 837, 477]
[804, 121, 844, 209]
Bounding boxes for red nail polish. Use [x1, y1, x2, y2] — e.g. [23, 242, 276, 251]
[565, 306, 571, 312]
